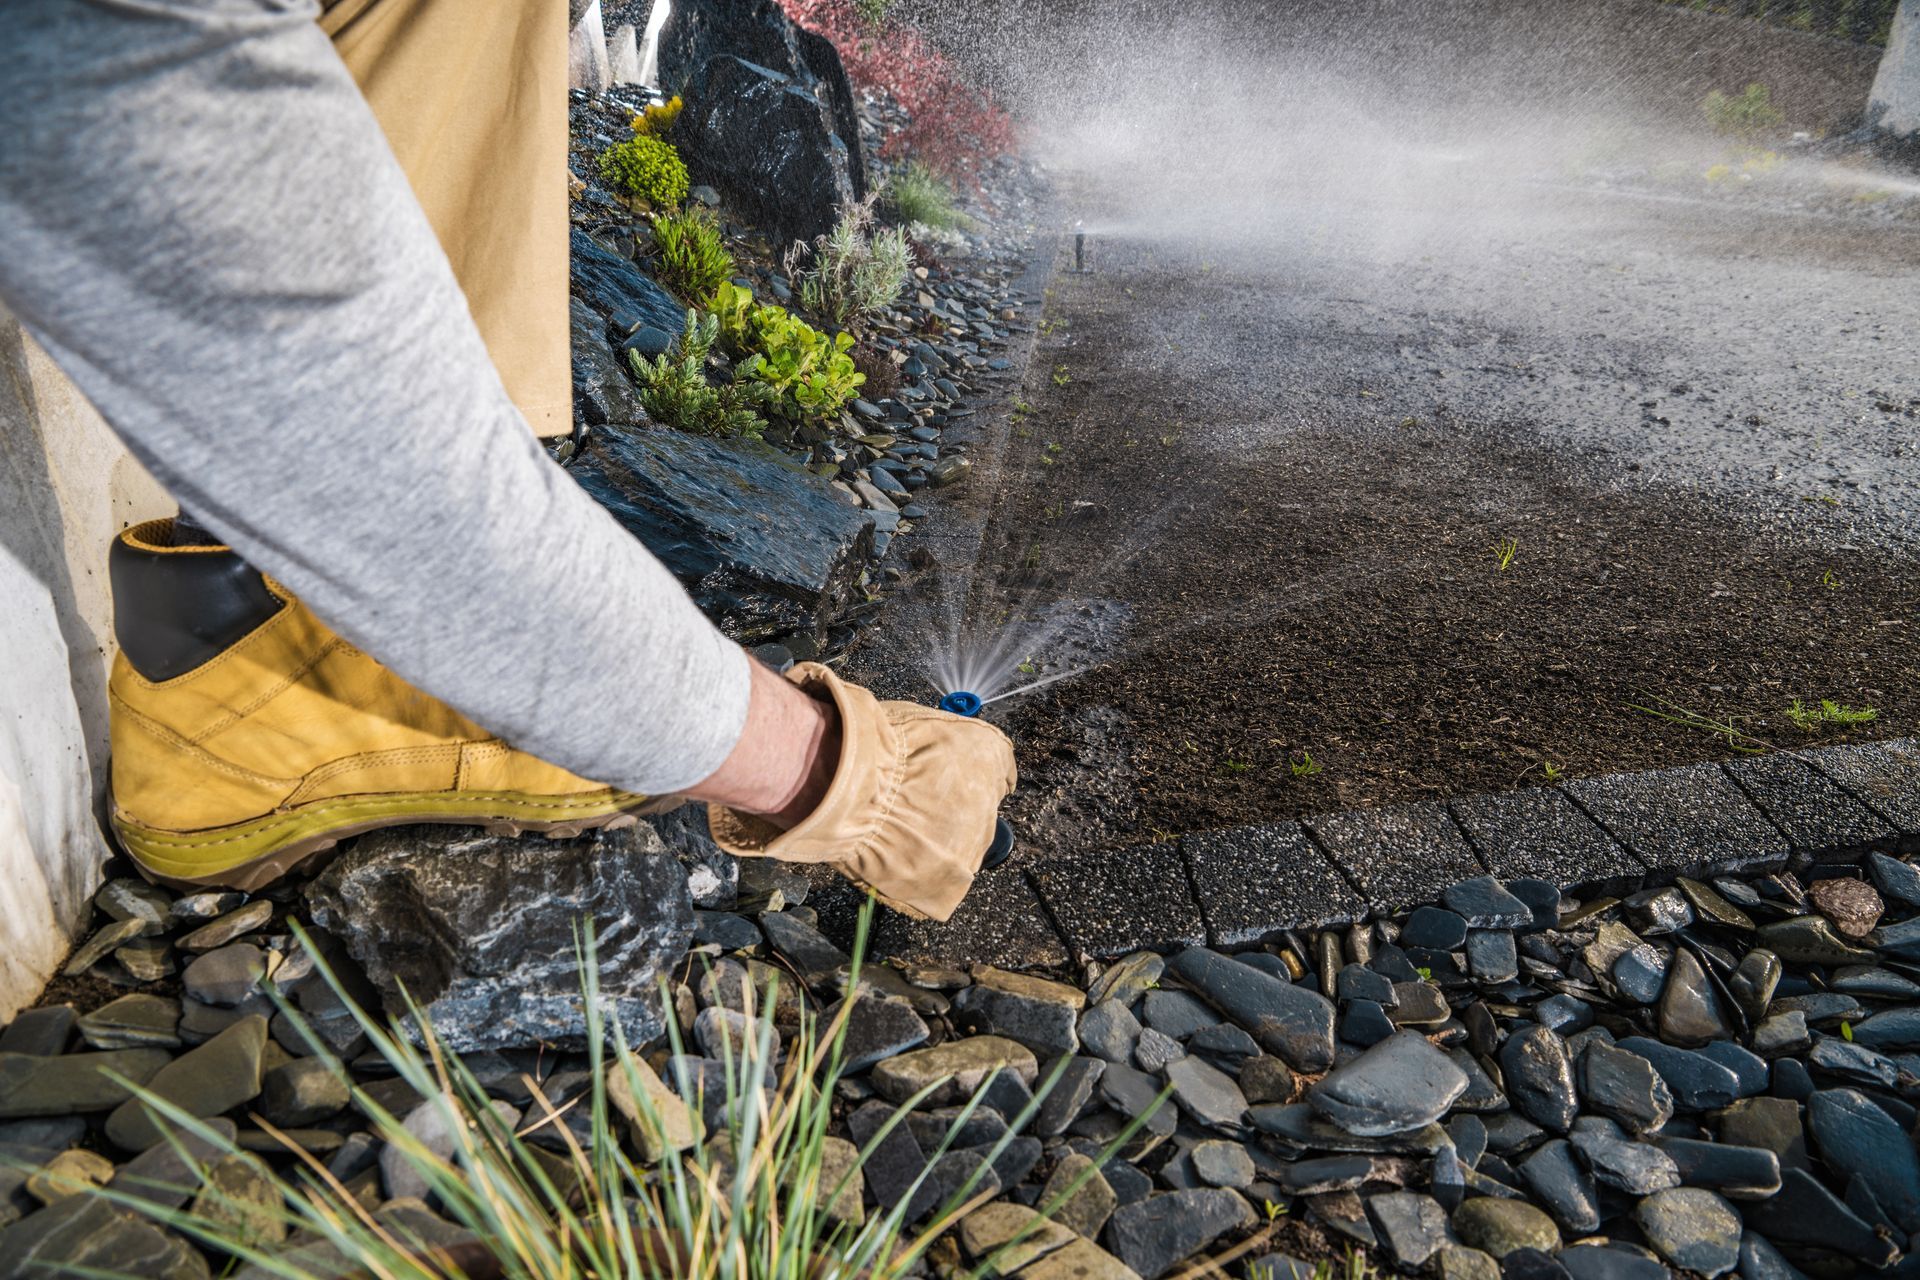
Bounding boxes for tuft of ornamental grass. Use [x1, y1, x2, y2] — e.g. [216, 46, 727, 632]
[652, 207, 736, 305]
[77, 899, 1166, 1280]
[786, 199, 912, 333]
[883, 164, 971, 233]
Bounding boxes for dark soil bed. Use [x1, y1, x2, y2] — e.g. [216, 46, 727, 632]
[954, 251, 1920, 860]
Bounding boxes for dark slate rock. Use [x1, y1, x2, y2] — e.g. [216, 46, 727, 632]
[1035, 1057, 1105, 1138]
[1103, 1188, 1258, 1280]
[1443, 877, 1534, 928]
[1499, 1026, 1577, 1133]
[758, 911, 849, 984]
[1635, 1187, 1741, 1278]
[1727, 949, 1781, 1021]
[107, 1119, 237, 1212]
[1098, 1062, 1177, 1141]
[1517, 1139, 1601, 1233]
[1336, 965, 1397, 1007]
[952, 985, 1079, 1059]
[847, 1098, 933, 1218]
[1466, 931, 1519, 983]
[1756, 915, 1875, 965]
[1341, 1000, 1396, 1049]
[1449, 789, 1645, 888]
[1031, 843, 1207, 959]
[692, 911, 762, 953]
[1556, 1245, 1669, 1280]
[1305, 803, 1484, 914]
[1725, 753, 1897, 856]
[1250, 1103, 1452, 1156]
[1448, 1114, 1489, 1168]
[1182, 823, 1367, 946]
[181, 944, 266, 1008]
[1563, 763, 1790, 877]
[828, 994, 930, 1074]
[307, 823, 691, 1051]
[1188, 1023, 1259, 1065]
[571, 423, 872, 644]
[569, 230, 684, 336]
[1807, 1035, 1903, 1088]
[1531, 995, 1592, 1036]
[1696, 1041, 1767, 1097]
[1850, 1007, 1920, 1051]
[1447, 1048, 1508, 1114]
[0, 1048, 173, 1119]
[1609, 944, 1667, 1005]
[1713, 1096, 1807, 1171]
[1616, 1037, 1742, 1111]
[1403, 907, 1469, 951]
[1568, 1120, 1680, 1194]
[1506, 879, 1563, 932]
[678, 56, 859, 247]
[1770, 1056, 1814, 1100]
[1450, 1197, 1561, 1258]
[0, 1008, 74, 1058]
[1580, 1041, 1673, 1135]
[1736, 1231, 1810, 1280]
[1140, 991, 1218, 1041]
[1483, 1112, 1547, 1156]
[1658, 949, 1731, 1047]
[1797, 740, 1920, 840]
[1500, 1249, 1572, 1280]
[569, 298, 646, 427]
[1654, 1137, 1781, 1199]
[1165, 949, 1335, 1073]
[1309, 1030, 1468, 1136]
[1807, 1087, 1920, 1231]
[1753, 1168, 1899, 1267]
[104, 1016, 266, 1151]
[1079, 1001, 1142, 1065]
[1867, 850, 1920, 905]
[0, 1195, 208, 1280]
[1366, 1190, 1451, 1267]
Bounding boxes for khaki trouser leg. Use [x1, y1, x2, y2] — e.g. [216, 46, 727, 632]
[320, 0, 571, 439]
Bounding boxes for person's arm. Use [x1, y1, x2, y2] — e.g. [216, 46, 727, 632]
[0, 0, 818, 810]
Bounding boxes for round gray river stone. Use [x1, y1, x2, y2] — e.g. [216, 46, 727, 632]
[1633, 1187, 1741, 1278]
[1308, 1030, 1469, 1137]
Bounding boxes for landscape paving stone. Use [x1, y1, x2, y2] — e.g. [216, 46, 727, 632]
[1179, 823, 1367, 947]
[808, 872, 1069, 969]
[1798, 738, 1920, 846]
[1303, 802, 1484, 914]
[1721, 754, 1895, 857]
[1031, 843, 1207, 958]
[1449, 787, 1646, 889]
[1563, 763, 1790, 879]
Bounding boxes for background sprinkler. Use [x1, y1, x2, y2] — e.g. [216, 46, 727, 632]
[936, 689, 1016, 869]
[1073, 222, 1088, 272]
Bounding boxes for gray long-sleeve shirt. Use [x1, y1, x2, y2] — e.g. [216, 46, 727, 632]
[0, 0, 752, 794]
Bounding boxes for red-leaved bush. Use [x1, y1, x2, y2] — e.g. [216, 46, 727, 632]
[779, 0, 1017, 189]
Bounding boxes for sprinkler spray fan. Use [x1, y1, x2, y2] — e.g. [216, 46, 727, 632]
[936, 689, 1016, 870]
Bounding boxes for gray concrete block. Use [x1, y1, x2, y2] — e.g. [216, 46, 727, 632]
[808, 872, 1071, 969]
[1564, 762, 1789, 878]
[1449, 786, 1646, 890]
[1722, 753, 1897, 858]
[1302, 802, 1484, 915]
[1030, 842, 1208, 959]
[1799, 738, 1920, 850]
[1182, 822, 1369, 947]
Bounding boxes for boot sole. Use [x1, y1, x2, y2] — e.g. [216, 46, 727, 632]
[114, 788, 660, 892]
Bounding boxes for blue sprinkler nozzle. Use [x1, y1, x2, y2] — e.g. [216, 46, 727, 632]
[939, 690, 984, 718]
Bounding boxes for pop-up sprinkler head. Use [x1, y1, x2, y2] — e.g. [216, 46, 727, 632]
[933, 689, 1015, 869]
[1074, 222, 1087, 273]
[939, 689, 984, 718]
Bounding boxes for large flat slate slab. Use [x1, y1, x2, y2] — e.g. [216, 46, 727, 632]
[1302, 802, 1484, 915]
[1182, 822, 1370, 947]
[1449, 786, 1646, 890]
[1030, 842, 1208, 959]
[1722, 754, 1897, 858]
[1800, 739, 1920, 851]
[1564, 762, 1789, 878]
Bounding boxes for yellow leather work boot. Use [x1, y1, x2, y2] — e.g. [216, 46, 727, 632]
[107, 519, 652, 890]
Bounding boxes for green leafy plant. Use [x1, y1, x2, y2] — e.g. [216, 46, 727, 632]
[786, 199, 912, 331]
[1702, 83, 1784, 138]
[651, 207, 736, 304]
[1490, 536, 1519, 571]
[1542, 761, 1566, 784]
[1289, 751, 1323, 778]
[883, 162, 969, 231]
[82, 901, 1168, 1280]
[630, 311, 769, 439]
[1842, 1019, 1855, 1042]
[598, 132, 691, 209]
[1785, 698, 1878, 732]
[709, 281, 865, 422]
[1223, 758, 1253, 775]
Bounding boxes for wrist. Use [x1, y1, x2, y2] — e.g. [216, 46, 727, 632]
[687, 656, 840, 827]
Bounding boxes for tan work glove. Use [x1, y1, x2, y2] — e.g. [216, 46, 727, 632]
[706, 662, 1017, 921]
